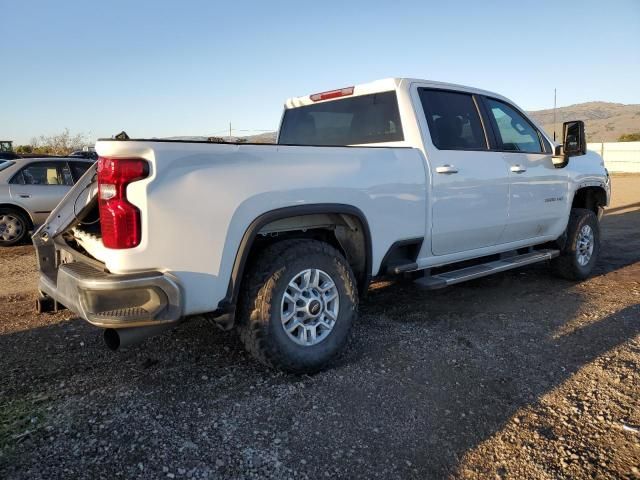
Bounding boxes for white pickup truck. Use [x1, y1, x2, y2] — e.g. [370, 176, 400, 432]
[34, 78, 610, 373]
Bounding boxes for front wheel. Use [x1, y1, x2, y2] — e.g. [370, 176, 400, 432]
[237, 239, 358, 373]
[0, 208, 29, 247]
[551, 208, 600, 280]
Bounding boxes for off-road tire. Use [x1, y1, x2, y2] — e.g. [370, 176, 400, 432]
[551, 208, 600, 280]
[0, 208, 29, 247]
[237, 239, 358, 374]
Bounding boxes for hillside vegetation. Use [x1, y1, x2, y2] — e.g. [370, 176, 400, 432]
[527, 102, 640, 142]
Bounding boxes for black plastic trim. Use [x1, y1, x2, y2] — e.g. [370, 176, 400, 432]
[216, 204, 373, 314]
[378, 237, 424, 275]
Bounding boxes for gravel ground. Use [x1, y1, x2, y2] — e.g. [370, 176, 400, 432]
[1, 175, 639, 480]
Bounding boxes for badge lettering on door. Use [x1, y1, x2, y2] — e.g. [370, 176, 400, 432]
[544, 197, 564, 203]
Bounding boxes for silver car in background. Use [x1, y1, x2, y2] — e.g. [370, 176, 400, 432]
[0, 157, 94, 246]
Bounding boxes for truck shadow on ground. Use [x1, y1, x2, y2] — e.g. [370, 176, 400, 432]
[348, 273, 638, 475]
[594, 206, 640, 279]
[1, 207, 639, 478]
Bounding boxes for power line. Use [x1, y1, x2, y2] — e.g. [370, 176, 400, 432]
[553, 88, 557, 141]
[208, 127, 274, 137]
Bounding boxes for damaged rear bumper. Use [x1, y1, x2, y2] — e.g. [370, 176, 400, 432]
[37, 242, 182, 328]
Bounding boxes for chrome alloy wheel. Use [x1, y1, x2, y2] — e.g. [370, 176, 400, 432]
[0, 214, 24, 242]
[576, 224, 595, 267]
[280, 268, 339, 346]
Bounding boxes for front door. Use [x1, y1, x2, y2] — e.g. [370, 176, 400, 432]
[482, 97, 569, 243]
[417, 88, 510, 256]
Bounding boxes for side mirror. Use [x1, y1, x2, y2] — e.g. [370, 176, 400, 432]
[552, 120, 586, 168]
[563, 120, 586, 157]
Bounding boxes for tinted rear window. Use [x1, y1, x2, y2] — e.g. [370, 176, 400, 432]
[278, 91, 404, 146]
[418, 89, 487, 150]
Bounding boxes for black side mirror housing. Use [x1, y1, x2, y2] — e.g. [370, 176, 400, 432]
[563, 120, 586, 157]
[552, 120, 586, 168]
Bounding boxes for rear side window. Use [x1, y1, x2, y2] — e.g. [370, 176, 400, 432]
[10, 162, 74, 186]
[278, 91, 404, 145]
[418, 89, 487, 150]
[485, 98, 543, 153]
[70, 161, 92, 181]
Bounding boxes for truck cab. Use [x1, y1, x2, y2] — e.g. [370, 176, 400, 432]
[278, 78, 609, 267]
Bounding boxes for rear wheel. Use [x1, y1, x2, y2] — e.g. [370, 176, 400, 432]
[0, 208, 29, 247]
[551, 208, 600, 280]
[237, 239, 358, 373]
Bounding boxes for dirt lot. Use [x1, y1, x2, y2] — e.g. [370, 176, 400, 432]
[1, 175, 639, 480]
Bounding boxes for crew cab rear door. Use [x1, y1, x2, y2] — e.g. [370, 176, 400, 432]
[480, 97, 570, 242]
[416, 87, 510, 255]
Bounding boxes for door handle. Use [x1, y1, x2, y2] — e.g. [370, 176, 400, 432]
[510, 165, 527, 174]
[436, 165, 459, 174]
[18, 194, 31, 198]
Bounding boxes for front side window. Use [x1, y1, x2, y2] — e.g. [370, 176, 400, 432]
[278, 91, 404, 145]
[418, 89, 487, 150]
[10, 162, 74, 186]
[486, 98, 543, 153]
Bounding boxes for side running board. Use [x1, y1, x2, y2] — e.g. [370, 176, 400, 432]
[414, 249, 560, 290]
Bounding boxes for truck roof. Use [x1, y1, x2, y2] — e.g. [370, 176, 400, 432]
[284, 77, 511, 109]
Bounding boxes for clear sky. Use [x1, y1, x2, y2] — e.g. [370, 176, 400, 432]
[2, 0, 639, 144]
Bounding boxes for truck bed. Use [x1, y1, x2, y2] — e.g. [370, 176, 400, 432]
[36, 139, 428, 316]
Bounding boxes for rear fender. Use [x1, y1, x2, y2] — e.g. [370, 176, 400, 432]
[217, 204, 372, 315]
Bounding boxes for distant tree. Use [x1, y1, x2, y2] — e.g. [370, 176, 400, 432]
[618, 132, 640, 142]
[15, 145, 33, 154]
[28, 129, 91, 155]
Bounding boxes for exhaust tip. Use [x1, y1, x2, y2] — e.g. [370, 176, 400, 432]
[103, 323, 177, 351]
[103, 328, 121, 351]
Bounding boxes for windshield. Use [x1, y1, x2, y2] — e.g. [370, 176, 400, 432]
[278, 91, 404, 146]
[0, 161, 15, 172]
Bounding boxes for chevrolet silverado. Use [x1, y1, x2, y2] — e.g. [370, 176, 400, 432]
[33, 78, 610, 373]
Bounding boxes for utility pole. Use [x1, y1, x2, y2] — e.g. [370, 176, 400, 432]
[229, 122, 232, 138]
[553, 88, 557, 141]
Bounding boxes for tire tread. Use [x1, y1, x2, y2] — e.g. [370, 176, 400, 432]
[552, 208, 599, 280]
[237, 239, 357, 373]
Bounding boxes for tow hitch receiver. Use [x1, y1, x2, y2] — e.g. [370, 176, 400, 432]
[35, 293, 66, 314]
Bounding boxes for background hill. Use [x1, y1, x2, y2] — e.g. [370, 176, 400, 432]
[527, 102, 640, 142]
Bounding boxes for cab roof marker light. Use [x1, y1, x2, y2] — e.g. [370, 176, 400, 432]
[310, 86, 355, 102]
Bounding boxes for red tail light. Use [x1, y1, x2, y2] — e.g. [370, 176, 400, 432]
[97, 157, 149, 249]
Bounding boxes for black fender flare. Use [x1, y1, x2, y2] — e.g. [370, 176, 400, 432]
[215, 203, 372, 315]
